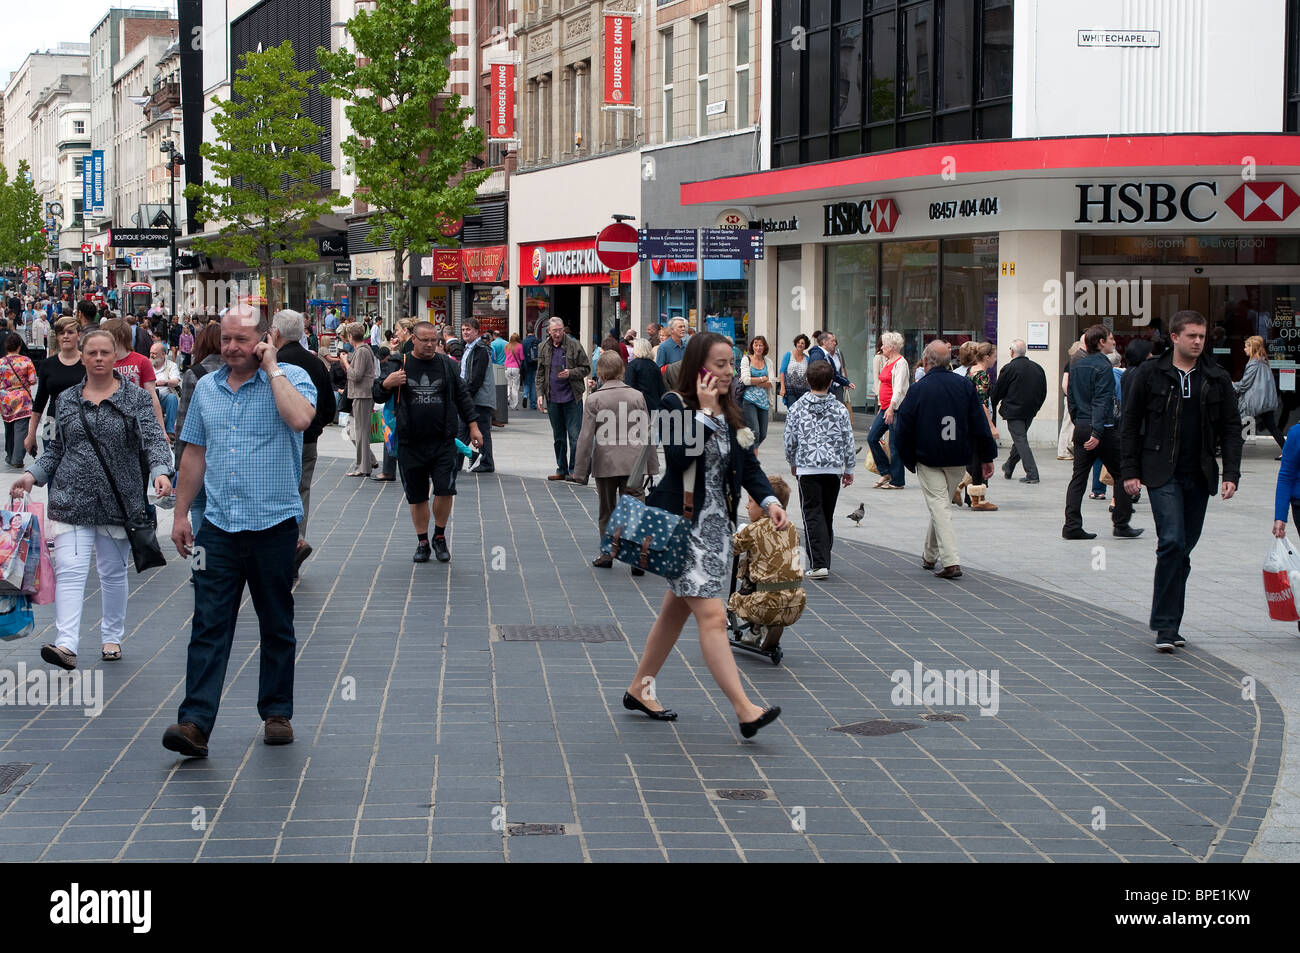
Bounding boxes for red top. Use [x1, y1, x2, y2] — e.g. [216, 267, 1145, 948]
[879, 356, 901, 410]
[115, 351, 157, 388]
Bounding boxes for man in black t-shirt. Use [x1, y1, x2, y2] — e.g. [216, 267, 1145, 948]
[374, 320, 482, 563]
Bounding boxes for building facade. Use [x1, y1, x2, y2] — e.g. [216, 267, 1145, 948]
[680, 0, 1300, 446]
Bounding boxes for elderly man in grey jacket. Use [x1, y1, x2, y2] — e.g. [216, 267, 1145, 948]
[535, 317, 589, 479]
[571, 351, 659, 575]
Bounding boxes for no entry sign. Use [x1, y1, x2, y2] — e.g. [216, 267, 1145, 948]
[595, 223, 639, 271]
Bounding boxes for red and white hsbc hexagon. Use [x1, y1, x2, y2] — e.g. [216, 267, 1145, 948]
[1225, 182, 1300, 222]
[869, 198, 899, 233]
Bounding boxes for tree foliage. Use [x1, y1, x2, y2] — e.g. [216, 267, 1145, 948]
[0, 161, 51, 269]
[318, 0, 492, 320]
[183, 41, 344, 273]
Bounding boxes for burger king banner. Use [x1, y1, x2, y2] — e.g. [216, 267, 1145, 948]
[491, 63, 514, 139]
[603, 15, 631, 106]
[521, 238, 632, 286]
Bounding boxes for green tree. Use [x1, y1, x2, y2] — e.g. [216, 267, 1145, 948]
[7, 161, 50, 270]
[184, 41, 344, 294]
[0, 163, 14, 269]
[318, 0, 491, 321]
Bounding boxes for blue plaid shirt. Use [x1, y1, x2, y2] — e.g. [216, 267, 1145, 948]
[180, 363, 317, 532]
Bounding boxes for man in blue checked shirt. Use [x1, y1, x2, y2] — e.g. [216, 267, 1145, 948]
[163, 306, 317, 759]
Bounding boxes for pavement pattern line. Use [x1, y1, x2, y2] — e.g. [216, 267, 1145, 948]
[0, 433, 1284, 862]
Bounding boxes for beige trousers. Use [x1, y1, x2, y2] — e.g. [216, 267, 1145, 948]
[917, 464, 968, 569]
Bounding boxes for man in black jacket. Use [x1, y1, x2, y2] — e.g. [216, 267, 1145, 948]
[1120, 310, 1242, 652]
[990, 339, 1047, 483]
[271, 309, 336, 577]
[1062, 325, 1142, 541]
[375, 320, 482, 563]
[893, 340, 998, 580]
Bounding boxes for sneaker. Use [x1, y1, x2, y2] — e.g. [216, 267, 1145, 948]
[468, 450, 483, 472]
[432, 536, 450, 563]
[805, 567, 829, 580]
[413, 541, 432, 563]
[1172, 634, 1187, 647]
[1155, 631, 1178, 652]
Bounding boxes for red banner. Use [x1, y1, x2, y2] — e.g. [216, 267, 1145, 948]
[491, 63, 514, 139]
[431, 249, 461, 282]
[462, 246, 508, 283]
[603, 15, 631, 105]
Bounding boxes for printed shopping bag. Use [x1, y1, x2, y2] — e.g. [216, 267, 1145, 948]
[369, 410, 385, 445]
[0, 509, 36, 594]
[382, 400, 398, 457]
[21, 498, 54, 605]
[1261, 537, 1300, 622]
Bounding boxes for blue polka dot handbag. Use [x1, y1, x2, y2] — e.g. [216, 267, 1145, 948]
[602, 455, 697, 580]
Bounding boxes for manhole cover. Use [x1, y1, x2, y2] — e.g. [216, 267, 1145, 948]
[831, 720, 924, 736]
[921, 712, 969, 723]
[494, 625, 624, 643]
[507, 823, 566, 835]
[0, 763, 33, 795]
[716, 789, 768, 800]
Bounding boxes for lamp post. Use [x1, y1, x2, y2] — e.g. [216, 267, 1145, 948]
[160, 139, 185, 318]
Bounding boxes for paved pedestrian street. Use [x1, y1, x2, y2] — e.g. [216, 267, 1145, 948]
[0, 447, 1281, 863]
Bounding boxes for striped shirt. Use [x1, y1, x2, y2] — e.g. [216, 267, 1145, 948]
[180, 362, 317, 532]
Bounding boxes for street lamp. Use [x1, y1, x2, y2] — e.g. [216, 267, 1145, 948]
[160, 139, 185, 318]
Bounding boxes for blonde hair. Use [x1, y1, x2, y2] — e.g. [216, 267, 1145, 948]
[53, 316, 79, 336]
[958, 340, 979, 367]
[1246, 335, 1269, 362]
[765, 474, 791, 509]
[632, 336, 654, 360]
[973, 341, 994, 362]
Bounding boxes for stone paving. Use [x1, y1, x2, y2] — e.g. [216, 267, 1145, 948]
[0, 419, 1282, 862]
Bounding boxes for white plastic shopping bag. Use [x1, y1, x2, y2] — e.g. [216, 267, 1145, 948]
[1262, 538, 1300, 622]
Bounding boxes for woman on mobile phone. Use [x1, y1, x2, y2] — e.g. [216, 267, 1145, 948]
[622, 331, 788, 739]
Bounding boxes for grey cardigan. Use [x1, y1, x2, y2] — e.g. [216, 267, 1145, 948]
[29, 374, 173, 526]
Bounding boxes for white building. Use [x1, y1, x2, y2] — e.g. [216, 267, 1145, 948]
[677, 0, 1300, 445]
[28, 73, 91, 274]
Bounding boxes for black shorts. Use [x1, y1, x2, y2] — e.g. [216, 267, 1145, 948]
[399, 440, 460, 504]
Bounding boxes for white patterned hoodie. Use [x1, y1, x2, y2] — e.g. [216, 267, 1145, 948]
[783, 393, 856, 476]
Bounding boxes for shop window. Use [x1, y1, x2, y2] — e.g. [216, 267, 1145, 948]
[940, 236, 998, 347]
[939, 0, 972, 109]
[662, 29, 675, 141]
[825, 243, 881, 396]
[902, 2, 932, 114]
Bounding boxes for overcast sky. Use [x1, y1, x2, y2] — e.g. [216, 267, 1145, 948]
[2, 1, 175, 87]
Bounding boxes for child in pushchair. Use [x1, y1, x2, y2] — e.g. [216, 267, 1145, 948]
[728, 475, 806, 661]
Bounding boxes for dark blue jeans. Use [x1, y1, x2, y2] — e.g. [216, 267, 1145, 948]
[178, 517, 299, 737]
[548, 398, 582, 475]
[1147, 474, 1210, 638]
[741, 400, 769, 449]
[867, 409, 905, 487]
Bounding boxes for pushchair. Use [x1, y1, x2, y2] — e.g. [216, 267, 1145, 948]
[725, 551, 806, 666]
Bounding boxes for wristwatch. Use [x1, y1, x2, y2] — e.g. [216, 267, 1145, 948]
[268, 369, 286, 381]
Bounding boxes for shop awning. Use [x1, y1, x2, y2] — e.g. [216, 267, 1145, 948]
[681, 133, 1300, 208]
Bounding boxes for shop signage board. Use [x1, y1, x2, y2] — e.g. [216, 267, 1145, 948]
[91, 151, 105, 210]
[109, 227, 171, 248]
[333, 259, 351, 275]
[521, 238, 633, 285]
[638, 228, 698, 259]
[1026, 322, 1050, 350]
[1077, 30, 1159, 47]
[742, 174, 1300, 248]
[462, 245, 509, 283]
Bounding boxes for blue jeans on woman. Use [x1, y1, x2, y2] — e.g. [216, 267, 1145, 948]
[741, 400, 769, 449]
[867, 409, 904, 487]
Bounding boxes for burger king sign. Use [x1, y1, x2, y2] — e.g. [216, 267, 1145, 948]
[520, 239, 632, 285]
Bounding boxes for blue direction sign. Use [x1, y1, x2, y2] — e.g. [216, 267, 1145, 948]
[701, 228, 764, 260]
[637, 228, 697, 260]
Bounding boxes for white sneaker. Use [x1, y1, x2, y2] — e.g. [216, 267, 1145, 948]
[805, 568, 829, 580]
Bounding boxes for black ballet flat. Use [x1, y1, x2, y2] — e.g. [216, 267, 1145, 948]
[739, 706, 782, 739]
[622, 691, 678, 721]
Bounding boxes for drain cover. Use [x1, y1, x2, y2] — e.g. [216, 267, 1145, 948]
[716, 789, 768, 800]
[494, 625, 624, 643]
[831, 720, 924, 736]
[921, 712, 969, 723]
[0, 763, 33, 795]
[507, 823, 566, 835]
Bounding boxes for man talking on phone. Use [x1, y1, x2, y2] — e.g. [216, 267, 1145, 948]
[163, 306, 317, 758]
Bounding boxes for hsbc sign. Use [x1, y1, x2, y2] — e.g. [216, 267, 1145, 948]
[822, 198, 900, 237]
[1225, 182, 1300, 222]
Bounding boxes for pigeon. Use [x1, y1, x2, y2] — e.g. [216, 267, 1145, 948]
[847, 503, 865, 526]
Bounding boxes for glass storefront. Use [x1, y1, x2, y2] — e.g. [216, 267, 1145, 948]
[825, 233, 997, 408]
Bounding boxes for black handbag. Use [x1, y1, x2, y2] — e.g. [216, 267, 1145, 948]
[78, 400, 166, 573]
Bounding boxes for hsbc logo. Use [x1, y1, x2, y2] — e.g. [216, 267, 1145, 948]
[1225, 182, 1300, 222]
[822, 198, 900, 237]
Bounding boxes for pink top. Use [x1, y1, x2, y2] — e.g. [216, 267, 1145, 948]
[505, 343, 524, 369]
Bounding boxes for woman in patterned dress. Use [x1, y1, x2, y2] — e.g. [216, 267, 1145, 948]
[622, 332, 789, 739]
[964, 341, 999, 511]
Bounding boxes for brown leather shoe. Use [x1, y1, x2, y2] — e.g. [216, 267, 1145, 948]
[264, 716, 294, 746]
[547, 473, 567, 481]
[592, 553, 614, 568]
[971, 501, 999, 511]
[921, 560, 936, 570]
[162, 722, 209, 758]
[934, 565, 963, 579]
